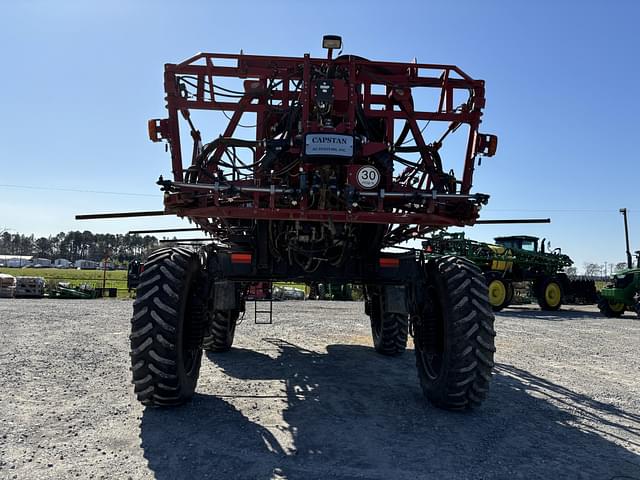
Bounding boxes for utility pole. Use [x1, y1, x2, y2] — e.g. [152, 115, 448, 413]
[102, 247, 112, 295]
[620, 208, 632, 269]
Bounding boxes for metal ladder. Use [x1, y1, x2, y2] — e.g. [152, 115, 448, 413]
[254, 282, 273, 324]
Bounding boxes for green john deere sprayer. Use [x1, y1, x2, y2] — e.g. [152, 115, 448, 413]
[424, 232, 596, 311]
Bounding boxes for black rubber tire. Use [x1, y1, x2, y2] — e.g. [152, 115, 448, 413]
[129, 247, 205, 407]
[318, 284, 326, 300]
[597, 297, 625, 318]
[414, 256, 496, 410]
[203, 310, 240, 352]
[368, 291, 408, 356]
[485, 274, 510, 312]
[536, 277, 563, 311]
[505, 281, 514, 308]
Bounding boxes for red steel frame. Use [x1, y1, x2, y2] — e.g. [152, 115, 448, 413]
[149, 51, 495, 243]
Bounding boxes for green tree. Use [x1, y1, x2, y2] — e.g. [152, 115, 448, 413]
[34, 237, 52, 258]
[583, 262, 600, 277]
[614, 262, 629, 273]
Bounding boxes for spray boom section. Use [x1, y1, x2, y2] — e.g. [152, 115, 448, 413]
[148, 41, 497, 247]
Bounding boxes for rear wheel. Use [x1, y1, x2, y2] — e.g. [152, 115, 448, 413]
[414, 256, 496, 410]
[366, 288, 408, 356]
[505, 281, 514, 306]
[129, 247, 206, 407]
[597, 297, 625, 318]
[203, 310, 240, 352]
[536, 278, 563, 311]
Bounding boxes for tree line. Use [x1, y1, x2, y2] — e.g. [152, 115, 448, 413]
[0, 230, 161, 263]
[581, 262, 630, 278]
[1, 228, 632, 274]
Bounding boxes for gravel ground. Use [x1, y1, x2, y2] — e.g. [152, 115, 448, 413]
[1, 298, 639, 479]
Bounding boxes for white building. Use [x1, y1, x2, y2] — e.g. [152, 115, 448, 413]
[75, 259, 98, 270]
[54, 258, 73, 268]
[0, 255, 33, 268]
[32, 258, 52, 267]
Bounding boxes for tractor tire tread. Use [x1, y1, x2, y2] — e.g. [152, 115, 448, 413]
[203, 310, 239, 352]
[416, 256, 496, 410]
[366, 287, 409, 357]
[597, 297, 624, 318]
[130, 247, 202, 407]
[536, 277, 563, 311]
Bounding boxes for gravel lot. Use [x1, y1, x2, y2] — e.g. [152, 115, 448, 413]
[1, 298, 639, 479]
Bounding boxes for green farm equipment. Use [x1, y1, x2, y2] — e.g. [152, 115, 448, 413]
[49, 283, 99, 299]
[424, 233, 594, 311]
[598, 252, 640, 317]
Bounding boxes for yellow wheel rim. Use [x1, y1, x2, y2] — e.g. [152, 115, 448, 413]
[545, 282, 561, 307]
[610, 302, 625, 313]
[488, 279, 507, 307]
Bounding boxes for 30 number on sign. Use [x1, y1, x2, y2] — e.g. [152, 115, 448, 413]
[356, 166, 380, 189]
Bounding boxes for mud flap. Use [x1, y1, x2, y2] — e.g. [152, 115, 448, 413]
[214, 281, 238, 310]
[384, 285, 407, 314]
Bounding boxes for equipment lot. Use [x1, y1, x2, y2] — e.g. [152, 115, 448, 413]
[1, 300, 638, 479]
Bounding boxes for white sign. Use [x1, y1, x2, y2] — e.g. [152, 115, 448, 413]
[305, 134, 353, 157]
[356, 165, 380, 189]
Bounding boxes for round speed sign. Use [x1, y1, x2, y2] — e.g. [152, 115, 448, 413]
[356, 165, 380, 189]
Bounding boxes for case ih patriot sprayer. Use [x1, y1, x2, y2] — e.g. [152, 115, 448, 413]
[128, 36, 499, 410]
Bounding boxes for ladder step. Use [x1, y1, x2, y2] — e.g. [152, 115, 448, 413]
[254, 282, 273, 324]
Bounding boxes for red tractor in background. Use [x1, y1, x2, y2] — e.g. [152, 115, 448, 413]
[131, 36, 498, 410]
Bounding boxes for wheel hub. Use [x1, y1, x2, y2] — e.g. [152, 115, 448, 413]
[488, 279, 507, 307]
[545, 283, 561, 307]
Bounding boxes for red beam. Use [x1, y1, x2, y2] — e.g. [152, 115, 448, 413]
[175, 206, 475, 227]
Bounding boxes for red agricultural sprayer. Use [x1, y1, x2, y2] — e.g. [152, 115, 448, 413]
[108, 36, 500, 409]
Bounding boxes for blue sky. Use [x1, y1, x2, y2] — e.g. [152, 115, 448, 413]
[0, 0, 638, 272]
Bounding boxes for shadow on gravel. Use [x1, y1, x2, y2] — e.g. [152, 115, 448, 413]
[140, 340, 640, 479]
[498, 306, 606, 321]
